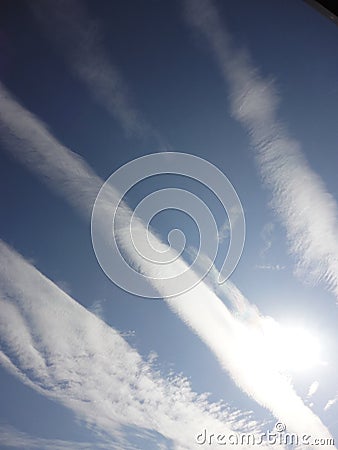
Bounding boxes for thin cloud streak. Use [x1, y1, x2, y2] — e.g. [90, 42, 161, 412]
[307, 381, 320, 399]
[0, 82, 102, 219]
[259, 222, 275, 260]
[0, 423, 115, 450]
[0, 82, 333, 445]
[183, 0, 338, 299]
[324, 395, 338, 411]
[30, 0, 167, 148]
[0, 240, 256, 450]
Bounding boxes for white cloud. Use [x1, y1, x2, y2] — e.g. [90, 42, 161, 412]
[30, 0, 168, 151]
[0, 240, 260, 450]
[0, 423, 114, 450]
[260, 222, 275, 259]
[307, 381, 319, 399]
[88, 298, 105, 320]
[0, 82, 102, 220]
[183, 0, 338, 301]
[324, 395, 338, 411]
[218, 204, 243, 244]
[0, 82, 334, 445]
[166, 280, 334, 445]
[218, 220, 230, 243]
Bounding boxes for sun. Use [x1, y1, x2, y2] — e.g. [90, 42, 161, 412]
[261, 320, 322, 372]
[279, 325, 321, 371]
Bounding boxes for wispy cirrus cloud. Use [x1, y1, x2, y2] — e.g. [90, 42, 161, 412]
[166, 257, 334, 445]
[30, 0, 167, 149]
[183, 0, 338, 300]
[0, 82, 333, 446]
[259, 222, 275, 260]
[0, 82, 102, 218]
[218, 204, 243, 244]
[324, 394, 338, 411]
[307, 381, 320, 399]
[0, 423, 114, 450]
[0, 240, 260, 450]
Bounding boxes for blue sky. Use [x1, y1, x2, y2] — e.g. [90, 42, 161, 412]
[0, 0, 338, 448]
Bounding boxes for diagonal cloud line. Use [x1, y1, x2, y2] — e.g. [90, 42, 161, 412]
[0, 423, 116, 450]
[324, 394, 338, 411]
[183, 0, 338, 300]
[0, 83, 102, 219]
[30, 0, 168, 149]
[259, 222, 275, 261]
[0, 82, 334, 446]
[0, 239, 262, 450]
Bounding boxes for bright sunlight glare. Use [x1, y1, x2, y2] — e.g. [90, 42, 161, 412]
[262, 321, 322, 372]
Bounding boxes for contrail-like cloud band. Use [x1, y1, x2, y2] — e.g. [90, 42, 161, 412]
[183, 0, 338, 299]
[0, 81, 334, 446]
[0, 239, 259, 450]
[0, 423, 116, 450]
[30, 0, 165, 146]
